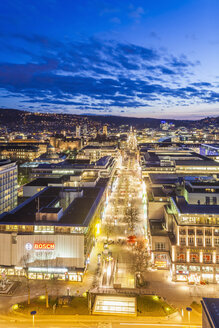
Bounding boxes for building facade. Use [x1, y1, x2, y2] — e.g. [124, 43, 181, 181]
[147, 173, 219, 283]
[167, 197, 219, 284]
[0, 179, 109, 281]
[0, 159, 17, 214]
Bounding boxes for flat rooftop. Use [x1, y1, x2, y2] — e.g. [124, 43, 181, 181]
[148, 174, 179, 185]
[95, 156, 112, 166]
[25, 176, 69, 186]
[32, 156, 115, 171]
[142, 150, 219, 166]
[186, 180, 219, 187]
[0, 178, 109, 226]
[201, 298, 219, 328]
[0, 159, 15, 167]
[174, 196, 219, 215]
[185, 181, 219, 194]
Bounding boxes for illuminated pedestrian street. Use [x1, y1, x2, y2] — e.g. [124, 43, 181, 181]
[1, 2, 219, 324]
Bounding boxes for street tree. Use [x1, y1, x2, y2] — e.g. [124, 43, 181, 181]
[20, 253, 31, 278]
[20, 253, 31, 304]
[103, 219, 114, 242]
[124, 203, 140, 234]
[131, 238, 149, 286]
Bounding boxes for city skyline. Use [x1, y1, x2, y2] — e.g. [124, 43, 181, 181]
[1, 2, 219, 325]
[0, 0, 219, 119]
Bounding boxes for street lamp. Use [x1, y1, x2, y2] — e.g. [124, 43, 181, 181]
[186, 307, 192, 328]
[30, 310, 36, 328]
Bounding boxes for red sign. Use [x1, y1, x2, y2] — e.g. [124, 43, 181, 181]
[127, 235, 136, 244]
[34, 242, 55, 250]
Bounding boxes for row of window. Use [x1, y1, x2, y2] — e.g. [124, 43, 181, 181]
[176, 264, 219, 273]
[180, 229, 219, 236]
[1, 225, 86, 234]
[155, 242, 166, 250]
[177, 253, 219, 263]
[179, 217, 219, 225]
[205, 196, 217, 205]
[180, 237, 219, 246]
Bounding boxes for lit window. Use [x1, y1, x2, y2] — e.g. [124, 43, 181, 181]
[203, 254, 212, 263]
[188, 237, 194, 245]
[205, 238, 211, 246]
[215, 238, 219, 246]
[155, 242, 165, 250]
[190, 253, 199, 263]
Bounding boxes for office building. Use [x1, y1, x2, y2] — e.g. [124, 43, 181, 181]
[77, 145, 119, 162]
[0, 142, 47, 161]
[0, 159, 17, 214]
[0, 179, 109, 281]
[140, 149, 219, 177]
[147, 175, 219, 283]
[76, 125, 81, 138]
[30, 156, 117, 179]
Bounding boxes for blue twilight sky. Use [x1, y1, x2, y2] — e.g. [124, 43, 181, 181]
[0, 0, 219, 119]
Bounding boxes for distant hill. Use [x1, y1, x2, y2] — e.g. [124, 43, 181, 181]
[0, 108, 218, 132]
[80, 114, 191, 127]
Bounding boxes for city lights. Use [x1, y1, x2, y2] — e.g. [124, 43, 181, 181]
[0, 8, 219, 322]
[12, 304, 19, 311]
[95, 223, 101, 236]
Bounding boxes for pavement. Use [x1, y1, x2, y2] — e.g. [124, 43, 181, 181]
[0, 314, 202, 328]
[100, 144, 145, 289]
[143, 268, 219, 308]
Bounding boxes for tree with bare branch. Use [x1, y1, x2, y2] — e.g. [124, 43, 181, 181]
[103, 218, 114, 242]
[124, 203, 140, 234]
[131, 239, 149, 286]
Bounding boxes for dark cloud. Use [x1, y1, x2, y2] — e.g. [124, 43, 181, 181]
[191, 82, 212, 87]
[168, 55, 198, 68]
[201, 91, 219, 103]
[116, 43, 158, 61]
[0, 34, 216, 111]
[157, 66, 175, 75]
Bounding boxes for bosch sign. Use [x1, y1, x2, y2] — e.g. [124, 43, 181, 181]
[34, 242, 55, 250]
[25, 243, 33, 251]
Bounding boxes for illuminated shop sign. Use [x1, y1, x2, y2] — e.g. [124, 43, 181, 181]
[34, 242, 55, 250]
[155, 261, 167, 268]
[28, 267, 67, 273]
[25, 243, 33, 251]
[155, 254, 168, 268]
[188, 248, 215, 253]
[176, 270, 189, 275]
